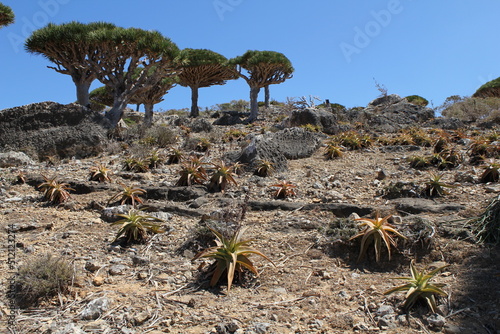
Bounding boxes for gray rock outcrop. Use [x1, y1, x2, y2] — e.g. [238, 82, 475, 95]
[237, 127, 323, 172]
[0, 151, 36, 167]
[288, 108, 344, 134]
[347, 94, 435, 132]
[0, 101, 110, 160]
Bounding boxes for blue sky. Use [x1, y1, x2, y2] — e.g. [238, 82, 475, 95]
[1, 0, 499, 112]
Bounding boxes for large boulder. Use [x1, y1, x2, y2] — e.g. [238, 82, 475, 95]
[288, 108, 344, 134]
[367, 94, 403, 107]
[0, 151, 36, 167]
[237, 127, 323, 172]
[348, 95, 435, 132]
[190, 118, 213, 133]
[212, 111, 249, 126]
[0, 102, 110, 160]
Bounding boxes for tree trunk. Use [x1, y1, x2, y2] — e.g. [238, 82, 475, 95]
[136, 104, 140, 112]
[247, 86, 260, 123]
[264, 85, 270, 108]
[106, 95, 128, 128]
[75, 81, 92, 107]
[144, 103, 154, 128]
[190, 86, 199, 117]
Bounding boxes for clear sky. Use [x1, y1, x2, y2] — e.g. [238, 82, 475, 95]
[1, 0, 499, 112]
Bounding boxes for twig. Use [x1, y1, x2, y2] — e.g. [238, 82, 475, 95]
[445, 307, 470, 319]
[158, 283, 191, 297]
[410, 314, 431, 334]
[249, 297, 306, 308]
[100, 304, 123, 320]
[362, 296, 376, 326]
[155, 292, 163, 310]
[304, 271, 314, 285]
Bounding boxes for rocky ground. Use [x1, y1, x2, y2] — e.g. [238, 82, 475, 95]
[0, 104, 499, 334]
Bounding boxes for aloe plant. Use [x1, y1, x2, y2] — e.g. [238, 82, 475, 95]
[424, 173, 455, 198]
[89, 163, 113, 183]
[193, 226, 273, 291]
[176, 156, 208, 186]
[108, 183, 146, 207]
[208, 161, 238, 192]
[269, 180, 297, 199]
[38, 176, 74, 204]
[384, 261, 449, 313]
[350, 213, 406, 263]
[112, 209, 165, 243]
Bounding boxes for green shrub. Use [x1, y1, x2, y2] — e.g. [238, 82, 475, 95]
[405, 95, 429, 107]
[214, 100, 249, 112]
[473, 76, 500, 98]
[12, 254, 73, 308]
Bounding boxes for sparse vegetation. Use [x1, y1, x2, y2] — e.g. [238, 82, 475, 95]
[468, 194, 500, 244]
[147, 149, 165, 169]
[122, 156, 150, 173]
[480, 160, 500, 183]
[12, 253, 73, 308]
[324, 143, 343, 160]
[405, 95, 429, 107]
[166, 147, 184, 165]
[423, 173, 454, 197]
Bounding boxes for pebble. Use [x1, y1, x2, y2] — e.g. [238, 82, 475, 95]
[376, 304, 395, 317]
[132, 255, 149, 266]
[377, 314, 397, 329]
[4, 197, 23, 202]
[81, 297, 110, 320]
[134, 311, 150, 325]
[109, 264, 128, 275]
[85, 261, 102, 272]
[443, 323, 462, 334]
[426, 313, 446, 328]
[253, 322, 271, 334]
[338, 290, 349, 299]
[92, 276, 105, 286]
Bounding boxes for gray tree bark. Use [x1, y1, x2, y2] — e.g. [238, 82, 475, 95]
[75, 81, 91, 107]
[247, 86, 260, 123]
[190, 86, 200, 117]
[144, 104, 154, 128]
[264, 85, 270, 108]
[106, 95, 128, 128]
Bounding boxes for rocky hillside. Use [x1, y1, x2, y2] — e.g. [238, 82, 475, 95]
[0, 99, 498, 334]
